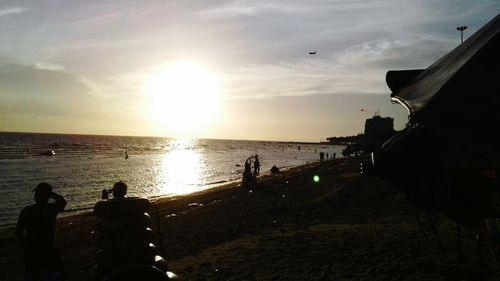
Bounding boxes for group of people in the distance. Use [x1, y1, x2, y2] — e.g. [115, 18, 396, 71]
[242, 154, 281, 188]
[242, 154, 260, 188]
[16, 181, 129, 281]
[244, 154, 261, 175]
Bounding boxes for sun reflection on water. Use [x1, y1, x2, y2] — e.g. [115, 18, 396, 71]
[155, 139, 204, 195]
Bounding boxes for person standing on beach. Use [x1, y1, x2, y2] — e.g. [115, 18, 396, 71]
[16, 182, 67, 281]
[244, 158, 251, 174]
[254, 154, 261, 175]
[242, 158, 255, 188]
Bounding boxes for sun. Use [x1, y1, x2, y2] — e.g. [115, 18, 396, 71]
[144, 62, 222, 136]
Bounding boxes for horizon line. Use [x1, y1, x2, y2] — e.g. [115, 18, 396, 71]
[0, 130, 333, 144]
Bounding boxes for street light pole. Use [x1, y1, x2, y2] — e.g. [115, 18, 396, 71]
[456, 25, 468, 44]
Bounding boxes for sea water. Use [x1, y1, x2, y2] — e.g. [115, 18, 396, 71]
[0, 132, 344, 227]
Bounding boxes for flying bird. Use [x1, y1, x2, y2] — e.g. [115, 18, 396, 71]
[309, 51, 316, 55]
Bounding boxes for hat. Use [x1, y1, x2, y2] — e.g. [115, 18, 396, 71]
[33, 182, 53, 193]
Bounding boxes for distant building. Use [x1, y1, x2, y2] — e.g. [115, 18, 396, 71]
[364, 115, 394, 138]
[326, 114, 395, 145]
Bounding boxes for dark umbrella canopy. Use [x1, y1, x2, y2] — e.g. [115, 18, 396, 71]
[386, 13, 500, 151]
[374, 14, 500, 225]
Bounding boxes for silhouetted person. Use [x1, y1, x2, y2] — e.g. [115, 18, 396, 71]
[333, 152, 336, 159]
[16, 182, 67, 281]
[270, 165, 280, 174]
[254, 154, 261, 175]
[101, 189, 109, 200]
[110, 181, 128, 199]
[100, 181, 127, 200]
[244, 159, 251, 174]
[242, 158, 255, 188]
[320, 152, 325, 161]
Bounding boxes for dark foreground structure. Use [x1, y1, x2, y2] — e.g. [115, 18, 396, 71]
[93, 197, 176, 280]
[374, 13, 500, 227]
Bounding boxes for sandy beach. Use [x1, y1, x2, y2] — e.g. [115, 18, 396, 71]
[1, 157, 499, 281]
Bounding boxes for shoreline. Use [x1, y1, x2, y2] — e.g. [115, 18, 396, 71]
[0, 158, 344, 280]
[0, 159, 325, 235]
[2, 157, 499, 280]
[0, 160, 322, 230]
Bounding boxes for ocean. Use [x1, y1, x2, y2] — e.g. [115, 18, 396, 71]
[0, 132, 344, 227]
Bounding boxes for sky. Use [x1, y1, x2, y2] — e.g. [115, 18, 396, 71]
[0, 1, 498, 142]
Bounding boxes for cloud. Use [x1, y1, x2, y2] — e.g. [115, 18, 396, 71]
[221, 31, 458, 103]
[0, 58, 154, 135]
[0, 0, 497, 138]
[0, 62, 94, 117]
[3, 59, 134, 121]
[64, 13, 118, 27]
[333, 36, 455, 70]
[34, 62, 65, 71]
[198, 1, 305, 19]
[0, 7, 26, 17]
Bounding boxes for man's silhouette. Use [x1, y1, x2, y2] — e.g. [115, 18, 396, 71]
[253, 154, 260, 175]
[110, 181, 127, 199]
[16, 182, 67, 280]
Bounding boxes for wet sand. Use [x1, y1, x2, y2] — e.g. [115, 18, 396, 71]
[1, 157, 499, 280]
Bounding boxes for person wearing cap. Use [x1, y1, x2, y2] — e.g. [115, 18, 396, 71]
[16, 182, 67, 280]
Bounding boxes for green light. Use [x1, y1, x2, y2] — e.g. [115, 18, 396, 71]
[313, 175, 320, 183]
